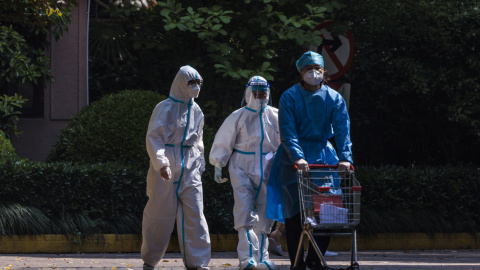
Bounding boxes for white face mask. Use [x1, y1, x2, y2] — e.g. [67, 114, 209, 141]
[303, 70, 323, 86]
[188, 84, 200, 98]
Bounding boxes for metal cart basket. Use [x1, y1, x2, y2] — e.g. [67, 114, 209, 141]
[294, 164, 361, 270]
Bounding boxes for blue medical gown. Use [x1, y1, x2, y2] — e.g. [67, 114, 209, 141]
[266, 84, 353, 222]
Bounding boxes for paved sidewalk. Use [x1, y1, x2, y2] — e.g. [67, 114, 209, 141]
[1, 250, 479, 270]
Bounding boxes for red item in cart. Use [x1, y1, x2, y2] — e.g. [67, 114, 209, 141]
[313, 186, 343, 213]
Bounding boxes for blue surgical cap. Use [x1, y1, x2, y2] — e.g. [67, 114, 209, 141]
[296, 51, 324, 71]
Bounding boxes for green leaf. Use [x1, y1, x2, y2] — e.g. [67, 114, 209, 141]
[198, 32, 209, 39]
[260, 61, 270, 71]
[265, 4, 273, 13]
[219, 16, 231, 24]
[211, 24, 222, 31]
[176, 23, 187, 31]
[259, 35, 268, 45]
[194, 18, 205, 24]
[164, 23, 176, 31]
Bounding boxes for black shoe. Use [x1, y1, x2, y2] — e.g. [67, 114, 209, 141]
[305, 259, 324, 270]
[143, 263, 155, 270]
[291, 266, 306, 270]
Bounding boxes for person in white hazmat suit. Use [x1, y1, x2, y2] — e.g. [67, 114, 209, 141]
[209, 76, 280, 270]
[141, 66, 211, 270]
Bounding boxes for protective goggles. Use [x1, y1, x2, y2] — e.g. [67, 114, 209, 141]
[188, 79, 203, 86]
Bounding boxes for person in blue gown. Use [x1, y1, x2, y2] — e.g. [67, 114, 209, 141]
[266, 51, 353, 270]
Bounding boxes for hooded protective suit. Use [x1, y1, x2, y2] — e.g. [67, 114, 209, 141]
[141, 66, 211, 269]
[209, 76, 280, 270]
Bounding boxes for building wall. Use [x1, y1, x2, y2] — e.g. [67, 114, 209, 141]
[10, 2, 89, 161]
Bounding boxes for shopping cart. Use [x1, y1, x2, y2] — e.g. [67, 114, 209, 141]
[294, 164, 361, 270]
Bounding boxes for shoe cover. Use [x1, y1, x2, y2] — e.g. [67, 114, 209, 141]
[239, 258, 257, 270]
[255, 260, 275, 270]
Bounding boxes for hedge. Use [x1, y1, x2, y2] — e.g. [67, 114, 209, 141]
[1, 156, 479, 235]
[355, 165, 480, 234]
[0, 158, 145, 235]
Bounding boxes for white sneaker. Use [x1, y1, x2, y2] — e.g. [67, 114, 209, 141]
[324, 250, 338, 256]
[268, 238, 284, 256]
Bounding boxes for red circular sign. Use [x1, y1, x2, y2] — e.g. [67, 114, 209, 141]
[311, 20, 355, 81]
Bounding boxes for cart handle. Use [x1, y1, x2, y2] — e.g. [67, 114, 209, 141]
[293, 164, 355, 171]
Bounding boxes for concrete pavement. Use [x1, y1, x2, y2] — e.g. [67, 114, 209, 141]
[1, 249, 479, 270]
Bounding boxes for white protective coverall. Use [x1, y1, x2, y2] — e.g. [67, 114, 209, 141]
[209, 76, 280, 270]
[141, 66, 211, 270]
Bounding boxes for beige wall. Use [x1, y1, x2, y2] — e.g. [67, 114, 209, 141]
[10, 2, 89, 161]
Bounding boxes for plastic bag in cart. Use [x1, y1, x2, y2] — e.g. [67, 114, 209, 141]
[319, 203, 348, 224]
[311, 173, 342, 195]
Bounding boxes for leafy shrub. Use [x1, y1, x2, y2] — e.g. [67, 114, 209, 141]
[355, 165, 480, 234]
[47, 89, 166, 170]
[2, 155, 480, 235]
[0, 125, 235, 235]
[0, 158, 145, 235]
[0, 130, 16, 159]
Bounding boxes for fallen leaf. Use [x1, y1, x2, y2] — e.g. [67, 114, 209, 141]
[222, 263, 232, 266]
[111, 267, 117, 269]
[162, 260, 169, 262]
[127, 264, 133, 266]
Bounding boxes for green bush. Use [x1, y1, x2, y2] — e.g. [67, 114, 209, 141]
[0, 158, 145, 235]
[2, 153, 480, 234]
[0, 130, 16, 159]
[0, 125, 235, 236]
[47, 89, 166, 170]
[355, 165, 480, 234]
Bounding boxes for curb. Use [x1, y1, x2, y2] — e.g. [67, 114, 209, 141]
[1, 233, 479, 253]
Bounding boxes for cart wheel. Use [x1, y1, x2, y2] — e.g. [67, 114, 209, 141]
[345, 262, 360, 270]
